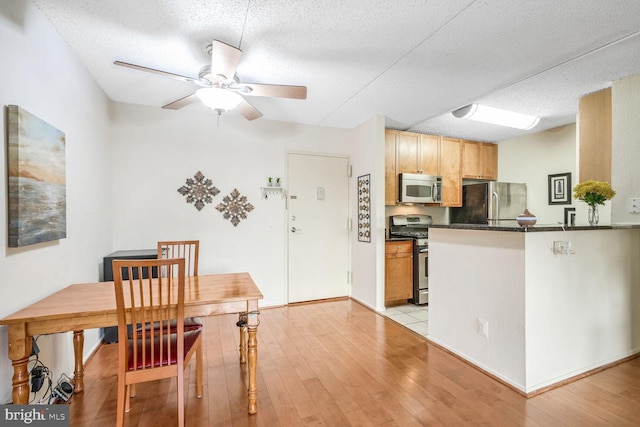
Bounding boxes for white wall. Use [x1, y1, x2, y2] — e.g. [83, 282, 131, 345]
[349, 115, 385, 310]
[0, 2, 384, 405]
[497, 123, 585, 225]
[109, 103, 375, 308]
[500, 71, 640, 228]
[0, 2, 112, 403]
[612, 73, 640, 224]
[428, 229, 527, 388]
[429, 227, 640, 393]
[525, 229, 640, 391]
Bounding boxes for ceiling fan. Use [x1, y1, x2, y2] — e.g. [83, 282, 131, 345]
[114, 39, 307, 120]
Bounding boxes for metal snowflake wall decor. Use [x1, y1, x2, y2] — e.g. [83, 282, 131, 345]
[177, 171, 220, 211]
[216, 188, 254, 226]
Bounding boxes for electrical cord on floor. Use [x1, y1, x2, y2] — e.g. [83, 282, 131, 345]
[28, 336, 53, 404]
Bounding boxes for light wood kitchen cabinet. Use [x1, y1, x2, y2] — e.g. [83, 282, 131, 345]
[385, 240, 413, 305]
[440, 137, 463, 207]
[480, 143, 498, 180]
[462, 140, 498, 180]
[579, 88, 611, 183]
[418, 133, 440, 176]
[394, 131, 440, 175]
[395, 131, 420, 173]
[385, 130, 440, 205]
[385, 130, 399, 205]
[385, 129, 462, 206]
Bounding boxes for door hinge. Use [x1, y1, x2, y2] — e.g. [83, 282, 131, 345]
[348, 218, 352, 231]
[347, 271, 351, 284]
[347, 164, 352, 177]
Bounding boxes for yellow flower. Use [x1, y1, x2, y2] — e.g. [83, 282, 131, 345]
[573, 180, 616, 206]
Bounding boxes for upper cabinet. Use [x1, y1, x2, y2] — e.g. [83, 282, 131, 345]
[440, 137, 463, 207]
[579, 88, 611, 183]
[395, 131, 420, 173]
[385, 129, 466, 207]
[462, 140, 498, 180]
[395, 131, 439, 175]
[386, 130, 441, 205]
[385, 131, 399, 205]
[418, 134, 440, 176]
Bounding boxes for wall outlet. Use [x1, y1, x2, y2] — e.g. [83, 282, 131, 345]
[553, 241, 574, 255]
[628, 198, 640, 213]
[477, 318, 489, 338]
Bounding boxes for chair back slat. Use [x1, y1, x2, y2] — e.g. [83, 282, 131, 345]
[158, 240, 199, 276]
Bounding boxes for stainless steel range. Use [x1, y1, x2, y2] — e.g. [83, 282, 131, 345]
[388, 215, 430, 305]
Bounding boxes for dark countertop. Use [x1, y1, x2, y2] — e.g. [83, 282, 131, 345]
[427, 223, 640, 232]
[385, 237, 414, 242]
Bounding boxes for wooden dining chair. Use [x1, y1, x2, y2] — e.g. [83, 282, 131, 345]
[158, 240, 249, 368]
[112, 258, 203, 427]
[158, 240, 199, 276]
[157, 240, 203, 331]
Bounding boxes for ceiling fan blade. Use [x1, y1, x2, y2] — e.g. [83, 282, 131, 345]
[210, 40, 242, 82]
[162, 93, 200, 110]
[114, 61, 199, 84]
[242, 83, 307, 99]
[235, 98, 263, 121]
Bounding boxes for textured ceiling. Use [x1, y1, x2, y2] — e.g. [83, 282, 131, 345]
[31, 0, 640, 142]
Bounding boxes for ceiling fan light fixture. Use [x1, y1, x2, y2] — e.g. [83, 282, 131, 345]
[196, 87, 242, 112]
[452, 104, 540, 130]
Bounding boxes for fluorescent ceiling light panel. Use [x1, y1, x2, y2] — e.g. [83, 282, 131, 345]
[196, 88, 242, 111]
[452, 104, 540, 130]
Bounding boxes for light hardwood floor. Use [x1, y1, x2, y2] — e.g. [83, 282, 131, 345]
[68, 299, 640, 426]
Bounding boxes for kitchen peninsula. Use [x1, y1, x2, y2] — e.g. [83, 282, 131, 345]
[427, 224, 640, 395]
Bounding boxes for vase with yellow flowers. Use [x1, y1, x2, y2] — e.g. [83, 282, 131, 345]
[572, 180, 616, 226]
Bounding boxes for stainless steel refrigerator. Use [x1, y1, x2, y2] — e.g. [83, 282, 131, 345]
[449, 182, 527, 225]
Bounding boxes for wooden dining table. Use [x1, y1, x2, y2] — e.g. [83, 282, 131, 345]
[0, 272, 263, 414]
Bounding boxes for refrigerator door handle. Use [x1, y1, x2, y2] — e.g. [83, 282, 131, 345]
[491, 191, 499, 221]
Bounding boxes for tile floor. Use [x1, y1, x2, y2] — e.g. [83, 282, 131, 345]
[382, 303, 429, 337]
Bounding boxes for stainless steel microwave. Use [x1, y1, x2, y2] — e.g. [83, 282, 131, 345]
[398, 173, 442, 204]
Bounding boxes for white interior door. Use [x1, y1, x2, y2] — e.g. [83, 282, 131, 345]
[287, 153, 350, 303]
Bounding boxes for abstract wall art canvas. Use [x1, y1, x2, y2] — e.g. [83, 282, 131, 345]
[7, 105, 66, 247]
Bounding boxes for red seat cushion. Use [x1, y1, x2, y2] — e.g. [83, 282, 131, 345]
[127, 329, 201, 370]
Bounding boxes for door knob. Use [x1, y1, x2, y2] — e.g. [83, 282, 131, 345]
[291, 227, 303, 233]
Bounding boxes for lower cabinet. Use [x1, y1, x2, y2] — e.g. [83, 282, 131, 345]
[385, 241, 413, 305]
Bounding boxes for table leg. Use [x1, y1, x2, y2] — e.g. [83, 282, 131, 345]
[247, 326, 258, 414]
[11, 357, 30, 404]
[73, 330, 85, 393]
[7, 323, 31, 404]
[239, 313, 247, 364]
[246, 304, 259, 415]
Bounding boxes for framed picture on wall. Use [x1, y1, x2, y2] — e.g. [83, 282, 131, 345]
[548, 172, 571, 205]
[564, 207, 576, 226]
[7, 105, 67, 247]
[357, 174, 371, 242]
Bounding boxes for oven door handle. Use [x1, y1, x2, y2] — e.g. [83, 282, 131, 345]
[418, 248, 429, 253]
